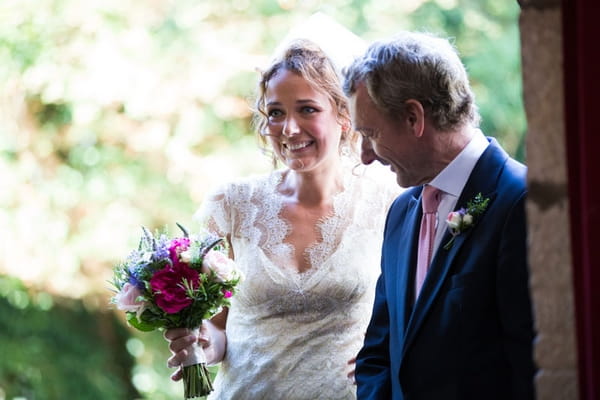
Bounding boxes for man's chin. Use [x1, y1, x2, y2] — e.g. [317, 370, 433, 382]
[393, 172, 411, 188]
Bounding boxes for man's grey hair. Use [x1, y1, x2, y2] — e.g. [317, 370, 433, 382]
[343, 31, 480, 131]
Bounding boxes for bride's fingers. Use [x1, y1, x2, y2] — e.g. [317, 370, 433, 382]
[170, 367, 183, 381]
[168, 335, 197, 354]
[197, 333, 211, 348]
[347, 357, 356, 384]
[164, 328, 190, 341]
[167, 349, 189, 368]
[347, 369, 356, 384]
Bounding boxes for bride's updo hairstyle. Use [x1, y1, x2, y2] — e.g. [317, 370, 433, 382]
[253, 39, 359, 165]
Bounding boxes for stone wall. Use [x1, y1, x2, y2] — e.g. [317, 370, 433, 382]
[519, 1, 579, 398]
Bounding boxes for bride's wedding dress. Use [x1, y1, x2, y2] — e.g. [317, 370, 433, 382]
[198, 168, 395, 400]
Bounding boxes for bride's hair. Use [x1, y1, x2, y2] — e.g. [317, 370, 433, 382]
[252, 39, 359, 166]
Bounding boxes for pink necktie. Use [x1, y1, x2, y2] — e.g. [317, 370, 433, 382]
[415, 185, 442, 300]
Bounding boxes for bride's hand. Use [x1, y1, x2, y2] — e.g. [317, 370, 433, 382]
[164, 321, 227, 381]
[347, 356, 356, 385]
[164, 328, 196, 381]
[197, 319, 227, 366]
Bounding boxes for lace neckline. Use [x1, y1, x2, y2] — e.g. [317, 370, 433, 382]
[264, 169, 354, 282]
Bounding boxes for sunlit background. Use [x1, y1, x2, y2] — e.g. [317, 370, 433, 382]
[0, 0, 524, 398]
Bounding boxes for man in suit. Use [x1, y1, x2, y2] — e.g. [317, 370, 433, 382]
[343, 32, 536, 399]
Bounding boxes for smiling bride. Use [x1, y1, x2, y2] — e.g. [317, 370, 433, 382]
[163, 15, 399, 400]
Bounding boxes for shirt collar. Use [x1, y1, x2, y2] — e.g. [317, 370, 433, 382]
[430, 129, 489, 197]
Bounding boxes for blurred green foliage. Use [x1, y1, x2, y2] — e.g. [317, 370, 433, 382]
[0, 275, 138, 399]
[0, 0, 524, 398]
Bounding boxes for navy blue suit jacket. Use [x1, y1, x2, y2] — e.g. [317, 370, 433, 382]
[356, 138, 536, 400]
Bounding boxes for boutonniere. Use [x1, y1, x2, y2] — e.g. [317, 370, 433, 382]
[443, 193, 490, 250]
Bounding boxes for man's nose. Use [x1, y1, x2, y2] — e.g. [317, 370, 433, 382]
[360, 138, 376, 165]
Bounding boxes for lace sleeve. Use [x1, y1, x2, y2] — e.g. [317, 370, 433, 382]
[353, 168, 403, 233]
[193, 184, 233, 239]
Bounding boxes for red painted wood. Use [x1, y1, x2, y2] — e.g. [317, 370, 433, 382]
[562, 0, 600, 398]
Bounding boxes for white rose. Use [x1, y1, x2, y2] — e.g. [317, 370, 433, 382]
[202, 250, 237, 282]
[462, 213, 473, 226]
[179, 250, 192, 264]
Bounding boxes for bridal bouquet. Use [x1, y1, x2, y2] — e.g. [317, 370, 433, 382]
[110, 223, 240, 399]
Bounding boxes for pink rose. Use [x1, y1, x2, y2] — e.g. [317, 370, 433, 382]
[202, 250, 237, 282]
[168, 237, 191, 268]
[446, 211, 462, 230]
[115, 283, 147, 320]
[115, 282, 146, 313]
[150, 265, 199, 314]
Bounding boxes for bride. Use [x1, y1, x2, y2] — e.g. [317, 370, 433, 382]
[164, 35, 398, 400]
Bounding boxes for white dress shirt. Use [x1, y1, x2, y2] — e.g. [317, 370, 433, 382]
[428, 129, 489, 257]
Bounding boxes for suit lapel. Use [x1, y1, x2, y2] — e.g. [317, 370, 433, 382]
[401, 138, 509, 355]
[395, 192, 422, 336]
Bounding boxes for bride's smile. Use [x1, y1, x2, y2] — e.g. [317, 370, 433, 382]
[283, 140, 314, 152]
[264, 69, 343, 172]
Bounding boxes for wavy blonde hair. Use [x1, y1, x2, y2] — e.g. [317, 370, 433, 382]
[253, 39, 358, 165]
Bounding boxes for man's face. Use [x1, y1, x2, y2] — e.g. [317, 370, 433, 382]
[349, 83, 422, 187]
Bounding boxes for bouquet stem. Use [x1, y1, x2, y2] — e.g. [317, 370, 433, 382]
[182, 363, 213, 399]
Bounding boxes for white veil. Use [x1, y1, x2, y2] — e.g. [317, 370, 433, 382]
[269, 12, 367, 75]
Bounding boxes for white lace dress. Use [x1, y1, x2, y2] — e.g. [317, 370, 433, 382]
[198, 168, 396, 400]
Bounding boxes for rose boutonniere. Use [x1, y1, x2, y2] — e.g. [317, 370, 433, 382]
[443, 193, 490, 250]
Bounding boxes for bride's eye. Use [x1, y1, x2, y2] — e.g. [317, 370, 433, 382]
[268, 109, 284, 120]
[301, 106, 318, 114]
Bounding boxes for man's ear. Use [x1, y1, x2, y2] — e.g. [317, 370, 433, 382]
[404, 99, 425, 138]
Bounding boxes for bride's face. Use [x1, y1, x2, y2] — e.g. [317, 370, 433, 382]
[264, 69, 343, 171]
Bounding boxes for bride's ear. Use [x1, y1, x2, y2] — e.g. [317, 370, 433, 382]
[337, 115, 352, 140]
[341, 121, 350, 137]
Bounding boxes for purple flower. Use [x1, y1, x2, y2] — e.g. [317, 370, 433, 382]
[128, 260, 149, 290]
[152, 234, 171, 261]
[128, 271, 143, 289]
[168, 237, 191, 268]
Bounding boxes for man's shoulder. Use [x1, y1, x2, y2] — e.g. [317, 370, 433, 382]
[390, 186, 419, 206]
[496, 155, 527, 198]
[504, 155, 527, 182]
[480, 139, 527, 193]
[385, 186, 420, 223]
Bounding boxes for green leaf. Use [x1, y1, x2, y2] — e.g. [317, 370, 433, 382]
[466, 193, 490, 217]
[126, 312, 158, 332]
